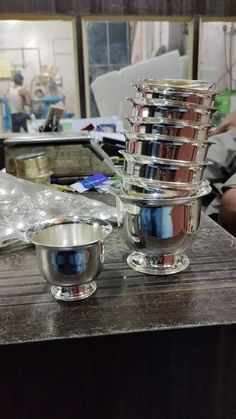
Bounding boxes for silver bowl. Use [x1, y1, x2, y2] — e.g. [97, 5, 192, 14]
[127, 97, 216, 124]
[110, 180, 211, 206]
[110, 182, 211, 275]
[132, 79, 217, 108]
[124, 132, 211, 163]
[126, 116, 210, 141]
[133, 78, 216, 91]
[26, 216, 112, 301]
[120, 173, 209, 199]
[120, 151, 209, 184]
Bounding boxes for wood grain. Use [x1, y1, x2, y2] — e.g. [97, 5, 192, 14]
[0, 192, 236, 345]
[2, 0, 236, 16]
[0, 193, 236, 418]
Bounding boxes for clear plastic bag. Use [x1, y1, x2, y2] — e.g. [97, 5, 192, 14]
[0, 172, 116, 246]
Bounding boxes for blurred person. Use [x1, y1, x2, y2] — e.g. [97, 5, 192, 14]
[210, 111, 236, 136]
[204, 112, 236, 236]
[33, 88, 45, 119]
[7, 73, 31, 132]
[42, 80, 65, 117]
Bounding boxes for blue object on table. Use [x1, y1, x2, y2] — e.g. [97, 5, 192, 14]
[71, 173, 109, 193]
[0, 96, 12, 132]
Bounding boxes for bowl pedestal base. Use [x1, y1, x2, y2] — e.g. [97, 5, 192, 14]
[127, 252, 189, 275]
[51, 281, 97, 301]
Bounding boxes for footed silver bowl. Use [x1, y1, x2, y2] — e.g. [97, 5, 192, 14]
[110, 182, 211, 275]
[26, 216, 112, 301]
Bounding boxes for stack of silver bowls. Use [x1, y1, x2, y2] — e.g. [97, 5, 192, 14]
[111, 79, 217, 275]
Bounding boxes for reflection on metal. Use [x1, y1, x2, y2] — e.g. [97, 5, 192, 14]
[26, 216, 112, 301]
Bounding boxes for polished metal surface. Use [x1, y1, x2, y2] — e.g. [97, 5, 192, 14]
[127, 252, 189, 275]
[123, 198, 201, 255]
[124, 132, 212, 143]
[127, 97, 215, 123]
[26, 216, 112, 301]
[121, 78, 215, 274]
[121, 196, 202, 275]
[110, 178, 211, 275]
[126, 116, 210, 141]
[133, 90, 215, 108]
[14, 152, 51, 179]
[121, 151, 208, 184]
[136, 91, 215, 108]
[133, 78, 216, 91]
[124, 133, 210, 163]
[51, 282, 97, 301]
[120, 174, 209, 199]
[132, 79, 217, 108]
[109, 179, 212, 207]
[122, 198, 201, 254]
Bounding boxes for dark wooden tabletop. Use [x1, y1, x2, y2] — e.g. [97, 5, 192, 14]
[0, 192, 236, 345]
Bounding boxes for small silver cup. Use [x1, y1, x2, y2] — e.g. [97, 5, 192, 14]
[26, 216, 112, 301]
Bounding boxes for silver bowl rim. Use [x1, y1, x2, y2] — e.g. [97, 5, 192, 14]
[120, 184, 196, 201]
[132, 79, 217, 95]
[120, 169, 209, 191]
[135, 78, 215, 88]
[126, 97, 217, 114]
[14, 151, 47, 161]
[125, 116, 211, 130]
[120, 150, 210, 168]
[25, 216, 113, 249]
[110, 182, 212, 206]
[123, 132, 215, 145]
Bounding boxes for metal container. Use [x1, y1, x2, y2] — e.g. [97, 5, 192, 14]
[124, 132, 211, 163]
[120, 173, 208, 199]
[114, 78, 214, 275]
[26, 216, 112, 301]
[126, 116, 210, 141]
[127, 97, 216, 124]
[133, 79, 217, 108]
[110, 180, 210, 206]
[29, 174, 52, 185]
[134, 78, 216, 91]
[120, 151, 208, 184]
[5, 133, 116, 179]
[110, 181, 211, 275]
[14, 152, 50, 179]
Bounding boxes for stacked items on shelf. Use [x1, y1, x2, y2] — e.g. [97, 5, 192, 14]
[111, 79, 217, 275]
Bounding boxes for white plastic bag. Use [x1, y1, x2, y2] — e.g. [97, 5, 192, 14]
[0, 172, 116, 246]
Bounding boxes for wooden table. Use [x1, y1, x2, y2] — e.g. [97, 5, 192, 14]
[1, 196, 236, 418]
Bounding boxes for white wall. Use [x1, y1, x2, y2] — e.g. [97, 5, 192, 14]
[131, 22, 169, 64]
[0, 20, 80, 116]
[199, 22, 236, 91]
